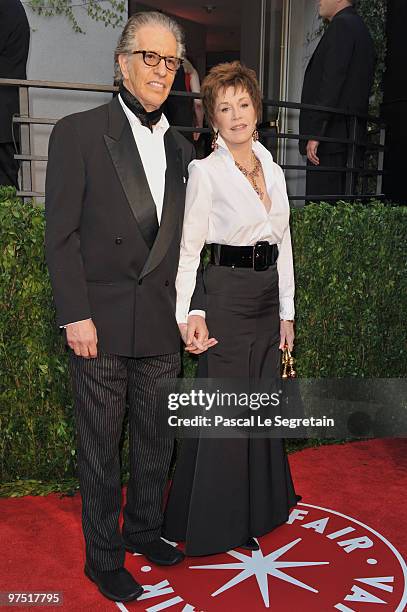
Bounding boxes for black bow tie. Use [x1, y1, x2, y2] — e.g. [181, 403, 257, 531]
[119, 82, 163, 132]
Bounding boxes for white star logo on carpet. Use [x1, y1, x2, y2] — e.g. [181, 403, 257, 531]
[189, 537, 329, 608]
[118, 503, 407, 611]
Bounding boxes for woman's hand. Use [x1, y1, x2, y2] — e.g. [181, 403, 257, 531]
[279, 320, 294, 352]
[178, 315, 218, 355]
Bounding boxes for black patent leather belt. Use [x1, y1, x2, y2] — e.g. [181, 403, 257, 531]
[210, 241, 278, 271]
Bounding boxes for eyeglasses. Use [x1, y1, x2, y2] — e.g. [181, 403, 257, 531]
[130, 50, 183, 72]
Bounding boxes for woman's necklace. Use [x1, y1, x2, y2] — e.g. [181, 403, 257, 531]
[234, 152, 264, 200]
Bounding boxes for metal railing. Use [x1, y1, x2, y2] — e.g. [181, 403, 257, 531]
[0, 78, 385, 202]
[259, 97, 385, 201]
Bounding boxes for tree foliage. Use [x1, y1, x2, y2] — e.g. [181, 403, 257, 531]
[28, 0, 126, 33]
[358, 0, 387, 111]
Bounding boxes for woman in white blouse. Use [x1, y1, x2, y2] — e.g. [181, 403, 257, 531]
[163, 61, 299, 556]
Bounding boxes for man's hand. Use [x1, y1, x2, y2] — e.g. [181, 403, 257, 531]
[306, 139, 320, 165]
[178, 315, 218, 355]
[66, 319, 98, 358]
[279, 320, 294, 352]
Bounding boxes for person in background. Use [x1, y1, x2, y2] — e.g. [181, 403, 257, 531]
[164, 57, 204, 145]
[183, 57, 204, 142]
[299, 0, 375, 200]
[0, 0, 30, 189]
[163, 63, 195, 141]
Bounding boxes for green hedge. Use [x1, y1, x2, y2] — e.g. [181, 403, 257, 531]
[1, 189, 406, 485]
[0, 190, 74, 484]
[291, 201, 406, 376]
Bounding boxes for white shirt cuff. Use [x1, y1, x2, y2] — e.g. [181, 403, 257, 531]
[176, 309, 206, 324]
[60, 318, 91, 329]
[279, 298, 295, 321]
[188, 310, 206, 319]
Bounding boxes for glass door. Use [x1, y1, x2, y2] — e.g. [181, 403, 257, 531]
[260, 0, 289, 162]
[261, 0, 321, 201]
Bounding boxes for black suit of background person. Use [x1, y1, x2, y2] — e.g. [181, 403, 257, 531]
[299, 0, 375, 200]
[0, 0, 30, 189]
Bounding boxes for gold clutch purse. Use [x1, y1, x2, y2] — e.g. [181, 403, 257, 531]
[282, 345, 296, 378]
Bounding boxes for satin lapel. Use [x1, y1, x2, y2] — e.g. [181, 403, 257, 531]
[140, 129, 185, 278]
[104, 98, 158, 250]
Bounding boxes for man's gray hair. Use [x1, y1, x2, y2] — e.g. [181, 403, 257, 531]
[114, 11, 185, 83]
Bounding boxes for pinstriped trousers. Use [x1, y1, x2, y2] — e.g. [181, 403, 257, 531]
[69, 350, 180, 571]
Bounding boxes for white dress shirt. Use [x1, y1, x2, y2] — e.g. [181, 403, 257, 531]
[118, 94, 169, 223]
[175, 134, 295, 324]
[62, 96, 170, 328]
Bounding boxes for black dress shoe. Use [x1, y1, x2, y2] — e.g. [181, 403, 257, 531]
[123, 536, 185, 566]
[84, 564, 144, 602]
[239, 537, 260, 551]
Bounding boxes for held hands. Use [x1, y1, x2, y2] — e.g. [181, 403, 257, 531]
[179, 315, 218, 355]
[279, 320, 294, 352]
[66, 319, 98, 358]
[306, 139, 320, 165]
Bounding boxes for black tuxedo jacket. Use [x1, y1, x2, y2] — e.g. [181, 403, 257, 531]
[0, 0, 30, 143]
[299, 6, 375, 155]
[45, 96, 198, 357]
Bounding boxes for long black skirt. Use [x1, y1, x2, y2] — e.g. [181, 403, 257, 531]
[163, 263, 299, 556]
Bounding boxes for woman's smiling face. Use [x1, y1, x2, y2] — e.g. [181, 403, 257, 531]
[212, 86, 257, 148]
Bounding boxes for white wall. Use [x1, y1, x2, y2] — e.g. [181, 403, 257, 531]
[24, 2, 125, 196]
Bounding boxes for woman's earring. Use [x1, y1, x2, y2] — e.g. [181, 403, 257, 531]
[211, 129, 219, 150]
[252, 128, 259, 142]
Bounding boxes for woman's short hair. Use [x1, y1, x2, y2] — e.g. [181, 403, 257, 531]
[114, 11, 185, 83]
[201, 61, 263, 128]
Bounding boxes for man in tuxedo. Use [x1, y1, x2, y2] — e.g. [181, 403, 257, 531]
[299, 0, 375, 200]
[45, 12, 204, 603]
[0, 0, 30, 188]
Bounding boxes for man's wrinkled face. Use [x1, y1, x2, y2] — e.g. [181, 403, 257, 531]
[118, 25, 178, 111]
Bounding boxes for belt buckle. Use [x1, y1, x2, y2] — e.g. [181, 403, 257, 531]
[253, 241, 269, 271]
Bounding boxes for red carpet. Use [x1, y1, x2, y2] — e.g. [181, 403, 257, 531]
[1, 439, 406, 611]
